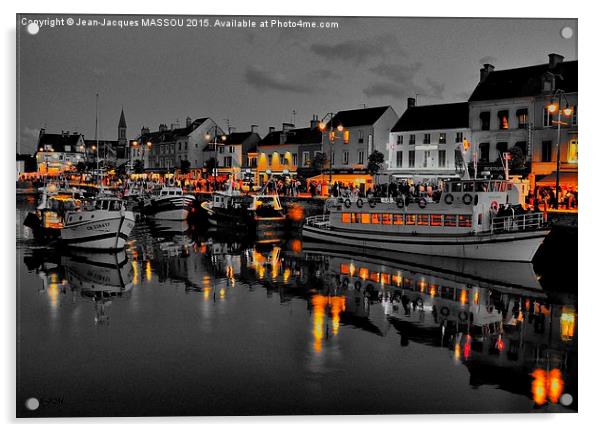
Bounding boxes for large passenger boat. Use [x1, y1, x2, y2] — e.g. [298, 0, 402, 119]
[302, 178, 550, 262]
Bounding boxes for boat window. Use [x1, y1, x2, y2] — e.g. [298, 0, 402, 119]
[393, 214, 404, 225]
[405, 214, 416, 225]
[458, 215, 472, 227]
[462, 182, 475, 192]
[478, 213, 483, 225]
[417, 214, 429, 225]
[430, 215, 443, 226]
[95, 200, 103, 210]
[341, 213, 351, 223]
[381, 273, 391, 285]
[492, 181, 500, 192]
[476, 181, 488, 192]
[353, 213, 362, 223]
[110, 201, 121, 211]
[451, 182, 462, 192]
[360, 213, 371, 224]
[371, 213, 381, 224]
[444, 215, 457, 227]
[382, 214, 393, 225]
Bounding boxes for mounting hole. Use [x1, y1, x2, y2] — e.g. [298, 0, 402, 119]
[25, 397, 40, 410]
[27, 22, 39, 35]
[560, 26, 573, 39]
[560, 393, 573, 406]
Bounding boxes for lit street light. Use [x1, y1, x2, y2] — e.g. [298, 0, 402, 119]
[319, 113, 345, 185]
[546, 88, 573, 209]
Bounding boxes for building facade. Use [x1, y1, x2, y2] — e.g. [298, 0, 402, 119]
[387, 98, 470, 180]
[35, 129, 87, 174]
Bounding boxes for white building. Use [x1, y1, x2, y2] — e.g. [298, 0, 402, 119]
[34, 129, 87, 174]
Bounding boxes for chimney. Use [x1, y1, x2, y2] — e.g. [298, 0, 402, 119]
[309, 114, 319, 129]
[141, 126, 150, 135]
[480, 64, 495, 83]
[282, 122, 294, 132]
[548, 53, 564, 70]
[407, 97, 416, 109]
[251, 124, 258, 133]
[186, 116, 192, 127]
[39, 128, 45, 138]
[159, 123, 167, 132]
[170, 123, 175, 130]
[268, 126, 275, 134]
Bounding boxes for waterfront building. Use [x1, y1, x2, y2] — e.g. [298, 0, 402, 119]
[203, 126, 261, 177]
[135, 117, 223, 175]
[321, 105, 398, 186]
[468, 53, 577, 190]
[387, 98, 470, 181]
[84, 108, 129, 168]
[254, 117, 322, 184]
[34, 129, 87, 174]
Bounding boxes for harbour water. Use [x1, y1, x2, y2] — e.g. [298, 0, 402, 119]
[16, 197, 578, 416]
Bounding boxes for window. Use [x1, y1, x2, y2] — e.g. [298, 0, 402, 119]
[480, 112, 491, 130]
[361, 213, 371, 224]
[458, 215, 472, 227]
[423, 133, 431, 144]
[541, 140, 552, 162]
[343, 130, 350, 144]
[341, 213, 351, 223]
[408, 150, 415, 168]
[439, 133, 446, 144]
[423, 151, 430, 168]
[219, 146, 225, 154]
[223, 156, 232, 167]
[382, 214, 392, 225]
[479, 142, 490, 162]
[343, 151, 349, 165]
[371, 213, 381, 224]
[455, 132, 463, 143]
[358, 130, 364, 143]
[543, 106, 553, 127]
[302, 151, 310, 166]
[444, 215, 457, 227]
[393, 214, 404, 225]
[409, 134, 416, 145]
[572, 105, 578, 126]
[438, 150, 446, 168]
[396, 135, 403, 145]
[567, 139, 578, 163]
[498, 110, 509, 129]
[430, 215, 443, 226]
[178, 143, 181, 151]
[396, 151, 403, 168]
[280, 154, 287, 165]
[515, 141, 527, 157]
[405, 214, 416, 225]
[417, 214, 429, 225]
[292, 153, 298, 166]
[517, 108, 528, 129]
[358, 151, 365, 165]
[496, 142, 508, 156]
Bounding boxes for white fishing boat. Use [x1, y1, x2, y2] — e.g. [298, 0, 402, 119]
[60, 195, 135, 250]
[303, 178, 550, 262]
[143, 186, 195, 220]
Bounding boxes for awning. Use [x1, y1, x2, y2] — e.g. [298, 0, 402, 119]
[536, 172, 578, 187]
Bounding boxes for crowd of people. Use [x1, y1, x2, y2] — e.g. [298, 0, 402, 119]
[528, 186, 578, 211]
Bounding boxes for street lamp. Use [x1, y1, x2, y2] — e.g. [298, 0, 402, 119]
[205, 126, 227, 191]
[319, 113, 345, 185]
[546, 89, 573, 209]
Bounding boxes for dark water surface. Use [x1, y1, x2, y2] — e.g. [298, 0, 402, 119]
[16, 199, 577, 417]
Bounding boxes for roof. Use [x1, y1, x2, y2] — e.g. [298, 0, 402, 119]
[37, 133, 84, 152]
[138, 118, 209, 143]
[258, 127, 322, 147]
[391, 102, 469, 132]
[469, 60, 577, 102]
[327, 106, 391, 128]
[118, 109, 127, 128]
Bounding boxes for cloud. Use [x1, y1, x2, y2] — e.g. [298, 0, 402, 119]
[310, 34, 406, 65]
[479, 56, 498, 65]
[426, 78, 445, 99]
[369, 62, 423, 83]
[244, 65, 312, 93]
[364, 62, 446, 100]
[308, 69, 341, 80]
[363, 82, 412, 99]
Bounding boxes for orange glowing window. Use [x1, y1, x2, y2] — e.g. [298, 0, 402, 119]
[430, 214, 443, 226]
[371, 213, 381, 224]
[417, 214, 429, 225]
[381, 273, 391, 285]
[382, 214, 392, 225]
[370, 272, 380, 283]
[341, 213, 351, 223]
[458, 215, 472, 227]
[340, 263, 350, 275]
[405, 214, 416, 225]
[358, 267, 369, 280]
[393, 214, 404, 225]
[343, 130, 350, 144]
[392, 274, 402, 286]
[361, 213, 371, 224]
[444, 215, 457, 227]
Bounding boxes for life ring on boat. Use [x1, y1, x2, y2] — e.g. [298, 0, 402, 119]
[368, 198, 378, 208]
[462, 193, 473, 205]
[444, 194, 454, 205]
[418, 197, 427, 209]
[440, 306, 450, 316]
[490, 200, 499, 213]
[396, 197, 405, 208]
[344, 199, 352, 208]
[356, 198, 364, 208]
[458, 311, 469, 322]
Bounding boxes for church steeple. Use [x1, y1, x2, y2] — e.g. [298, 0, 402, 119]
[118, 107, 127, 145]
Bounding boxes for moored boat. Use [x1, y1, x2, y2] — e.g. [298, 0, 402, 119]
[302, 178, 550, 262]
[143, 186, 195, 220]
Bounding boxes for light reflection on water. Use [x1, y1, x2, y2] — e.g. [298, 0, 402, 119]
[16, 202, 577, 416]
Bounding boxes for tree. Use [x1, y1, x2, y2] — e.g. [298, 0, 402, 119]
[509, 145, 526, 171]
[180, 159, 191, 174]
[133, 159, 145, 174]
[310, 152, 328, 173]
[367, 150, 385, 176]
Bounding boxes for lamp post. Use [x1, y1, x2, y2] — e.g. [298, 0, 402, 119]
[205, 126, 227, 191]
[546, 89, 573, 209]
[318, 113, 345, 186]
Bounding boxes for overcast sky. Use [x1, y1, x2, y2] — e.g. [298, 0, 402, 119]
[17, 15, 577, 154]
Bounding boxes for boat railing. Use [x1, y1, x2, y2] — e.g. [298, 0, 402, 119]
[305, 214, 330, 228]
[490, 212, 545, 233]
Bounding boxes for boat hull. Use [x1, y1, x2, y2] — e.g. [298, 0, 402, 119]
[61, 212, 135, 250]
[302, 224, 550, 262]
[147, 208, 190, 221]
[144, 195, 194, 221]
